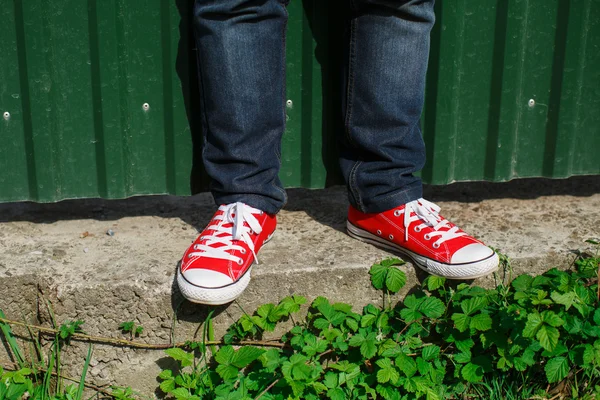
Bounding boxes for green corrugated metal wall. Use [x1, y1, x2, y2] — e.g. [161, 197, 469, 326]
[0, 0, 598, 203]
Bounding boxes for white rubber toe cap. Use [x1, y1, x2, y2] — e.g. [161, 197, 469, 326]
[451, 243, 495, 264]
[182, 268, 233, 288]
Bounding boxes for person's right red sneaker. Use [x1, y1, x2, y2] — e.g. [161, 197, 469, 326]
[347, 198, 499, 279]
[178, 202, 276, 305]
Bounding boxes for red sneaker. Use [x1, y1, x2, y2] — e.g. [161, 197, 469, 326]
[347, 198, 499, 279]
[178, 202, 276, 305]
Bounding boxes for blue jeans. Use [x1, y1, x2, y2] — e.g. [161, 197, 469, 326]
[193, 0, 435, 215]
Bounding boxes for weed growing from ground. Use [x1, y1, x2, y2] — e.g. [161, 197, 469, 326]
[119, 321, 144, 339]
[0, 316, 93, 400]
[158, 244, 600, 399]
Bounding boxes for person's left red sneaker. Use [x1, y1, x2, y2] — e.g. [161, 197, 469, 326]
[347, 198, 499, 279]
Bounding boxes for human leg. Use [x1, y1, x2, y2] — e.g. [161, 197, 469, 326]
[341, 0, 434, 214]
[343, 0, 499, 278]
[193, 0, 289, 215]
[178, 0, 288, 304]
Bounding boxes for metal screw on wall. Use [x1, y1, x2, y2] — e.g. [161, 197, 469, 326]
[3, 112, 10, 120]
[286, 100, 293, 108]
[528, 99, 535, 108]
[142, 103, 150, 111]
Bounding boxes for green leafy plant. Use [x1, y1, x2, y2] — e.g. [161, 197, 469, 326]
[119, 321, 144, 338]
[0, 315, 135, 400]
[111, 386, 140, 400]
[156, 243, 600, 399]
[0, 344, 94, 400]
[57, 320, 85, 344]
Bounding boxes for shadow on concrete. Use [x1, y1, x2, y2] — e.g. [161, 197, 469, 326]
[283, 175, 600, 235]
[154, 357, 179, 399]
[0, 175, 598, 227]
[169, 261, 232, 323]
[0, 194, 216, 231]
[423, 175, 600, 203]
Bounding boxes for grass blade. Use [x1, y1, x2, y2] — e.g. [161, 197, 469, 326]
[54, 338, 62, 395]
[0, 309, 26, 368]
[22, 311, 45, 373]
[76, 344, 93, 400]
[44, 349, 56, 400]
[204, 310, 217, 358]
[44, 301, 62, 394]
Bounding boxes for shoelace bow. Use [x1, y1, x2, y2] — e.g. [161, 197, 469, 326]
[188, 202, 263, 265]
[400, 198, 466, 246]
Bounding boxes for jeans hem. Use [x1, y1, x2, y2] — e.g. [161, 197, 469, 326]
[350, 183, 423, 214]
[212, 193, 285, 215]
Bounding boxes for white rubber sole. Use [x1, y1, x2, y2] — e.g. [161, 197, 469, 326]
[177, 234, 274, 306]
[347, 221, 499, 280]
[177, 266, 252, 305]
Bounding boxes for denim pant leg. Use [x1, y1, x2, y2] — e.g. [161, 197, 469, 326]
[341, 0, 435, 213]
[193, 0, 289, 215]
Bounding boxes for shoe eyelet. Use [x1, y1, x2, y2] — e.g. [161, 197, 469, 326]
[414, 226, 421, 232]
[240, 249, 246, 254]
[433, 243, 440, 249]
[424, 234, 431, 240]
[377, 230, 382, 235]
[260, 211, 264, 215]
[237, 259, 243, 265]
[187, 254, 192, 258]
[388, 234, 394, 240]
[393, 210, 401, 217]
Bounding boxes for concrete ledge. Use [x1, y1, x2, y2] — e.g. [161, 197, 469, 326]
[1, 177, 599, 393]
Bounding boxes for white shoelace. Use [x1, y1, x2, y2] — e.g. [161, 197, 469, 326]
[399, 198, 466, 247]
[188, 202, 263, 265]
